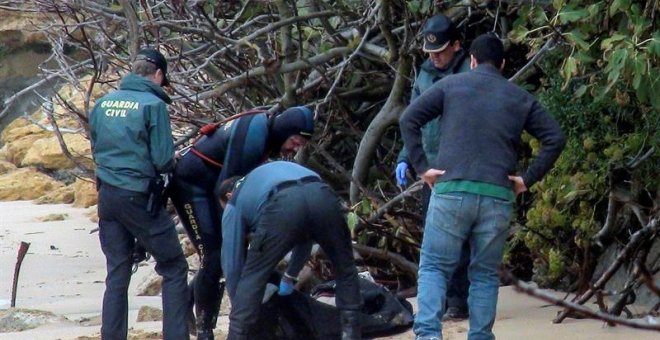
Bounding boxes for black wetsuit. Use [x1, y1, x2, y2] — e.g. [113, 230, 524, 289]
[169, 112, 271, 334]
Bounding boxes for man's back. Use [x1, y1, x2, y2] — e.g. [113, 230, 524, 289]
[230, 161, 320, 224]
[401, 63, 565, 189]
[90, 73, 174, 193]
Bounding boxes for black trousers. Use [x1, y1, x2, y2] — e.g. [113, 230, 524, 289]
[227, 182, 362, 340]
[169, 177, 223, 326]
[421, 185, 469, 310]
[98, 184, 189, 340]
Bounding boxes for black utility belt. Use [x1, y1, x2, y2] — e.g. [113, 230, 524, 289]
[269, 176, 321, 197]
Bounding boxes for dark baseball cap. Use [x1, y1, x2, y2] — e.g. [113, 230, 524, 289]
[422, 14, 456, 53]
[137, 48, 170, 86]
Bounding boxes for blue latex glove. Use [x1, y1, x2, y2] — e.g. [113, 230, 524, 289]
[278, 278, 295, 296]
[395, 162, 409, 186]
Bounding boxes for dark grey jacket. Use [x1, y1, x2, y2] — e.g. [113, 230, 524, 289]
[399, 64, 566, 189]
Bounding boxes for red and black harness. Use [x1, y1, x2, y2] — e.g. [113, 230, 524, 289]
[184, 109, 270, 168]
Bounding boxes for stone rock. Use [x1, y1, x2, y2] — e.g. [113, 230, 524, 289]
[2, 133, 52, 166]
[35, 184, 75, 204]
[73, 329, 162, 340]
[22, 133, 93, 170]
[0, 9, 46, 39]
[220, 296, 232, 317]
[3, 115, 30, 128]
[54, 75, 112, 118]
[0, 168, 64, 201]
[179, 234, 196, 257]
[0, 146, 8, 161]
[136, 270, 162, 296]
[37, 213, 68, 222]
[136, 306, 163, 322]
[77, 314, 101, 327]
[187, 253, 201, 272]
[0, 308, 65, 333]
[0, 160, 17, 174]
[85, 205, 99, 223]
[73, 178, 97, 208]
[1, 117, 35, 143]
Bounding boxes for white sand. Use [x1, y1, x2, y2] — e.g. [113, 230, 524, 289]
[0, 200, 658, 340]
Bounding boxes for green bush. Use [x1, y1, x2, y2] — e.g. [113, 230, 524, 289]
[511, 52, 659, 288]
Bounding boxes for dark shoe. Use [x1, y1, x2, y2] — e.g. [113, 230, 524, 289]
[195, 310, 217, 340]
[442, 306, 469, 321]
[340, 310, 361, 340]
[196, 329, 214, 340]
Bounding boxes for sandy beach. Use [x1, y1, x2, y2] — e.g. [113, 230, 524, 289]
[0, 200, 657, 340]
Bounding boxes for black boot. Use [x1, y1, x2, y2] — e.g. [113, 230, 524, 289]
[195, 308, 218, 340]
[340, 310, 361, 340]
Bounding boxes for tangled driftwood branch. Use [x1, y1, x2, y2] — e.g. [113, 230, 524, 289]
[500, 267, 660, 331]
[554, 217, 659, 324]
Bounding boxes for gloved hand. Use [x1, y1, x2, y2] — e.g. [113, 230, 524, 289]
[278, 277, 295, 296]
[395, 162, 409, 186]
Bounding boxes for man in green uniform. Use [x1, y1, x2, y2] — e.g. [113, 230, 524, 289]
[89, 48, 190, 340]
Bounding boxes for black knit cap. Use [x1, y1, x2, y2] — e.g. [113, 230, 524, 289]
[268, 106, 315, 152]
[137, 48, 170, 86]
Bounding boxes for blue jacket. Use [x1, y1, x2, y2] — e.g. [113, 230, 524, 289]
[90, 73, 174, 193]
[400, 64, 566, 188]
[397, 50, 470, 165]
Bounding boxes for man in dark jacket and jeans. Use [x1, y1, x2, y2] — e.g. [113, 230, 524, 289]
[89, 48, 189, 340]
[400, 34, 565, 340]
[395, 13, 472, 320]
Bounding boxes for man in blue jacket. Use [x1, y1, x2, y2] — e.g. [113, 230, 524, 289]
[396, 13, 471, 320]
[218, 161, 362, 340]
[89, 48, 190, 340]
[169, 106, 314, 339]
[400, 33, 566, 340]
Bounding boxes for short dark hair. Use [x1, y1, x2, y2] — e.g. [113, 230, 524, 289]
[131, 60, 159, 77]
[218, 176, 242, 203]
[469, 33, 504, 68]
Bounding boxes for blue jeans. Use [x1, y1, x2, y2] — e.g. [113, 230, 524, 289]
[414, 192, 513, 340]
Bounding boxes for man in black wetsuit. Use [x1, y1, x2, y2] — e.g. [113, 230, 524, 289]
[168, 106, 314, 339]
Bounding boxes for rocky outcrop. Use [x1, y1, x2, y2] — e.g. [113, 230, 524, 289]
[1, 133, 52, 166]
[35, 185, 75, 204]
[1, 68, 100, 207]
[136, 306, 163, 322]
[85, 206, 99, 223]
[0, 160, 17, 174]
[0, 168, 64, 200]
[22, 134, 94, 170]
[0, 10, 48, 49]
[72, 178, 97, 208]
[0, 308, 65, 333]
[136, 270, 163, 297]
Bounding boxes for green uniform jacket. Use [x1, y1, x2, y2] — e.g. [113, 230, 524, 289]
[90, 73, 174, 193]
[397, 50, 471, 165]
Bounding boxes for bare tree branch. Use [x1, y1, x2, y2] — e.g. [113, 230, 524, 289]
[353, 243, 419, 280]
[500, 267, 660, 331]
[555, 217, 659, 323]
